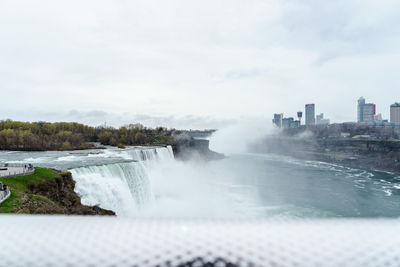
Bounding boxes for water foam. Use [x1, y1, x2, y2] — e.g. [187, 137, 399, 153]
[70, 146, 174, 216]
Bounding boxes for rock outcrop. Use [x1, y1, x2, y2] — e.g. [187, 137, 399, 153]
[25, 172, 115, 215]
[172, 135, 224, 161]
[0, 168, 115, 215]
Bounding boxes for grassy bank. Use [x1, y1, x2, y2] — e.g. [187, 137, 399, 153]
[0, 168, 58, 213]
[0, 168, 114, 215]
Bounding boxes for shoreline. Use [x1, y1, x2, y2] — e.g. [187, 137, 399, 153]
[252, 136, 400, 174]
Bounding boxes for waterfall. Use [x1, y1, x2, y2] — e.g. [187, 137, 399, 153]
[122, 145, 174, 162]
[70, 146, 174, 216]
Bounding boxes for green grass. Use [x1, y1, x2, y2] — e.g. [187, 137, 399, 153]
[0, 190, 20, 213]
[0, 167, 62, 213]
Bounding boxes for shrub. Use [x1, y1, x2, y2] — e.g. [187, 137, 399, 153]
[117, 143, 126, 149]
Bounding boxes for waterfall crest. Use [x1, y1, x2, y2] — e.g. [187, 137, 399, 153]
[70, 146, 174, 215]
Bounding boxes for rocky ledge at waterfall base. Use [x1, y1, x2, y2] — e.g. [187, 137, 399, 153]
[171, 133, 224, 161]
[0, 168, 115, 215]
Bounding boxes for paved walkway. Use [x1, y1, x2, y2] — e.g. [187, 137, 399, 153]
[0, 166, 34, 204]
[0, 167, 34, 178]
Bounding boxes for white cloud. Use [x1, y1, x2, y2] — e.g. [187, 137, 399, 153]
[0, 0, 399, 127]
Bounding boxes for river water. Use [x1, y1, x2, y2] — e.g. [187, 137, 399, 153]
[0, 144, 399, 218]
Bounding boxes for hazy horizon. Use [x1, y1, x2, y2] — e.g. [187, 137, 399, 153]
[1, 0, 400, 128]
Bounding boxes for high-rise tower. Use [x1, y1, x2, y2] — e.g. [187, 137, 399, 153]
[357, 97, 375, 123]
[391, 103, 400, 123]
[305, 104, 315, 126]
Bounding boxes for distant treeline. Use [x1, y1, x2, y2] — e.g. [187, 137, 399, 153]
[0, 120, 174, 151]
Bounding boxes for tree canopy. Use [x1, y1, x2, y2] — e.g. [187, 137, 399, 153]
[0, 120, 173, 151]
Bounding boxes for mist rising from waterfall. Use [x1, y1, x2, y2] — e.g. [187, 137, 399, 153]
[69, 145, 262, 218]
[209, 119, 275, 155]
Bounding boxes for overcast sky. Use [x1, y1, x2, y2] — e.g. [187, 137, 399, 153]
[1, 0, 399, 128]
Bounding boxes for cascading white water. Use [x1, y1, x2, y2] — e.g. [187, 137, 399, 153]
[71, 144, 260, 218]
[122, 146, 174, 162]
[70, 146, 174, 216]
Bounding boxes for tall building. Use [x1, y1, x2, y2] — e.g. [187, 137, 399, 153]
[357, 97, 365, 122]
[272, 113, 283, 128]
[305, 104, 315, 125]
[391, 103, 400, 123]
[357, 97, 376, 123]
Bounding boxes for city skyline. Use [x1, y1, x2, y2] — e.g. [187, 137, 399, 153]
[274, 97, 399, 128]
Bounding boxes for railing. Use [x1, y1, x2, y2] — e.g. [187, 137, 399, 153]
[0, 187, 10, 204]
[0, 163, 33, 168]
[0, 166, 35, 178]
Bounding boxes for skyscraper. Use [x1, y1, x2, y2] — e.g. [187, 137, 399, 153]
[305, 104, 315, 125]
[391, 103, 400, 123]
[357, 97, 376, 123]
[357, 97, 365, 122]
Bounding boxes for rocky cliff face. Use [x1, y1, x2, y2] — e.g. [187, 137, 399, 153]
[253, 137, 400, 173]
[13, 171, 115, 215]
[172, 138, 224, 161]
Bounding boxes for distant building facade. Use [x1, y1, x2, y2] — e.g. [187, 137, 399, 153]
[297, 112, 303, 125]
[273, 113, 283, 128]
[357, 97, 376, 123]
[282, 117, 300, 128]
[316, 113, 330, 125]
[305, 104, 315, 125]
[391, 103, 400, 123]
[282, 117, 293, 129]
[272, 113, 300, 129]
[291, 120, 300, 128]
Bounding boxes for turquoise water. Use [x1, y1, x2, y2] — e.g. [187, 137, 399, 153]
[208, 153, 400, 218]
[1, 147, 399, 218]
